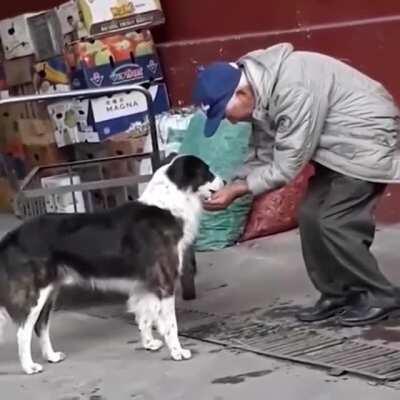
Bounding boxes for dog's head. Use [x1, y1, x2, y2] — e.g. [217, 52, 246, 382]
[165, 155, 225, 200]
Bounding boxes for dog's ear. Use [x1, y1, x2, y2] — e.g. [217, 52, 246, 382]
[158, 152, 178, 168]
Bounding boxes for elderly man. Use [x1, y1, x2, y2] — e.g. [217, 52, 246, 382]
[193, 42, 400, 326]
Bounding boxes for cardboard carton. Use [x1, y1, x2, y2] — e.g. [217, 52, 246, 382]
[55, 0, 81, 35]
[65, 30, 162, 89]
[78, 0, 164, 35]
[0, 177, 16, 212]
[18, 118, 56, 146]
[90, 82, 169, 140]
[0, 62, 7, 90]
[3, 55, 35, 86]
[41, 173, 86, 213]
[0, 11, 63, 61]
[33, 56, 71, 94]
[0, 108, 27, 178]
[47, 99, 99, 147]
[24, 143, 67, 169]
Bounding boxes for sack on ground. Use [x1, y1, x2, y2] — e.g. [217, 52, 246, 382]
[179, 111, 252, 251]
[240, 164, 315, 241]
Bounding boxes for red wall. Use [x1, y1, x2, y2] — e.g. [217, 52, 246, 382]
[153, 0, 400, 108]
[1, 1, 400, 222]
[153, 0, 400, 223]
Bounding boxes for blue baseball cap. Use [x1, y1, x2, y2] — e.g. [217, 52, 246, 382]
[193, 62, 242, 137]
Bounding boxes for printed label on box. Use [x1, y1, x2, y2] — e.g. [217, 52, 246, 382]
[90, 83, 169, 139]
[91, 90, 148, 122]
[70, 55, 161, 89]
[66, 31, 162, 89]
[78, 0, 164, 34]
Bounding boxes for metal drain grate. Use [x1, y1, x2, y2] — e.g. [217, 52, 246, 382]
[178, 312, 400, 382]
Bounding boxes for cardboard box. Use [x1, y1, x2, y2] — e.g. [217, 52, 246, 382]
[73, 142, 108, 161]
[0, 177, 16, 212]
[0, 62, 7, 90]
[24, 143, 67, 169]
[0, 153, 21, 189]
[103, 132, 144, 178]
[41, 173, 85, 213]
[78, 0, 164, 35]
[18, 118, 56, 146]
[65, 30, 162, 89]
[0, 110, 27, 178]
[106, 132, 145, 155]
[0, 15, 36, 59]
[0, 11, 63, 61]
[47, 99, 99, 147]
[33, 56, 71, 94]
[55, 0, 81, 35]
[3, 56, 35, 86]
[90, 82, 169, 140]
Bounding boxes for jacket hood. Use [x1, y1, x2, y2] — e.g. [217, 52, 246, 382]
[238, 43, 294, 112]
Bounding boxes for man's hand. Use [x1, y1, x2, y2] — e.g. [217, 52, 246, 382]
[203, 181, 249, 211]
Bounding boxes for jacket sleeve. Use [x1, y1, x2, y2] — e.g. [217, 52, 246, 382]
[246, 85, 327, 196]
[233, 118, 274, 180]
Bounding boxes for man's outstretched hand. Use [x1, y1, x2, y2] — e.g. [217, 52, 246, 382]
[203, 181, 250, 211]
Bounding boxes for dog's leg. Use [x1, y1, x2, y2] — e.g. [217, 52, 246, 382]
[0, 307, 8, 342]
[128, 293, 163, 351]
[34, 294, 65, 364]
[156, 296, 191, 361]
[17, 285, 53, 375]
[180, 245, 197, 301]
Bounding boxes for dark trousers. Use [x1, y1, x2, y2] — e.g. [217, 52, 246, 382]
[298, 163, 398, 307]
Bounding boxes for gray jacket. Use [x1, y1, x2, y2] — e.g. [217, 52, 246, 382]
[235, 43, 400, 195]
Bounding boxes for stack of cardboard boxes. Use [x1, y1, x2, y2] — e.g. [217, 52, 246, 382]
[0, 0, 169, 212]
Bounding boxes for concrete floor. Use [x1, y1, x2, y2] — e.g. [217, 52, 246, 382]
[1, 214, 400, 399]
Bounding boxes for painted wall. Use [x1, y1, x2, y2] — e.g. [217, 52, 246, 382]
[153, 0, 400, 223]
[1, 1, 400, 221]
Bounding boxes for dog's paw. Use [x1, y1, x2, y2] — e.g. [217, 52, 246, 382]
[24, 362, 43, 375]
[171, 348, 192, 361]
[144, 339, 163, 351]
[47, 351, 66, 363]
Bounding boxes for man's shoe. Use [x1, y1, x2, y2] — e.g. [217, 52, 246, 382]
[297, 297, 347, 323]
[338, 305, 399, 327]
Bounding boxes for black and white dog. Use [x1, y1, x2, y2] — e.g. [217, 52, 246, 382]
[0, 155, 224, 375]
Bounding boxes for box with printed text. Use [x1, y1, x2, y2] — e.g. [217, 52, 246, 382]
[78, 0, 164, 35]
[90, 82, 169, 140]
[65, 30, 162, 89]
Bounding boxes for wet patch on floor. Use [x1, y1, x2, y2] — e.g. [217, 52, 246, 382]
[361, 326, 400, 344]
[204, 283, 229, 292]
[59, 397, 81, 400]
[182, 341, 199, 348]
[238, 306, 263, 316]
[208, 348, 224, 354]
[259, 305, 304, 320]
[311, 319, 345, 333]
[211, 369, 275, 385]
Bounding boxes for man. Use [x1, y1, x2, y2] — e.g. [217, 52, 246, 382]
[193, 42, 400, 326]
